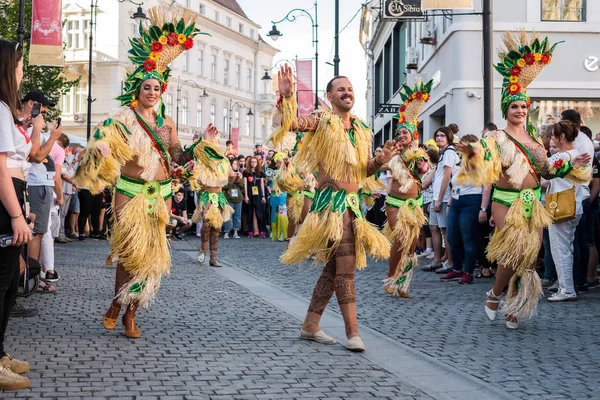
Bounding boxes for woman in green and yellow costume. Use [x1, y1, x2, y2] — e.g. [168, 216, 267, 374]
[268, 65, 395, 351]
[75, 7, 210, 338]
[189, 136, 235, 267]
[383, 81, 433, 298]
[457, 31, 591, 329]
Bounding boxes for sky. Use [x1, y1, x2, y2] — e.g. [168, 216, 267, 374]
[237, 0, 369, 119]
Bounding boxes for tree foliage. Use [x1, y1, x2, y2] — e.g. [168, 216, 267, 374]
[0, 0, 80, 121]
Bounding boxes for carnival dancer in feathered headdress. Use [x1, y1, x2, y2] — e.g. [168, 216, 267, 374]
[267, 66, 396, 351]
[74, 6, 212, 338]
[382, 80, 432, 298]
[455, 30, 591, 329]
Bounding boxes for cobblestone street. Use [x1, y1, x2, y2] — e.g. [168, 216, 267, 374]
[4, 236, 600, 399]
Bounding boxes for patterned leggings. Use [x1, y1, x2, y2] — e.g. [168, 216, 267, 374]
[305, 211, 358, 337]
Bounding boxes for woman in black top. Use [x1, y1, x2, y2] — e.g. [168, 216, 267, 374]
[243, 156, 267, 238]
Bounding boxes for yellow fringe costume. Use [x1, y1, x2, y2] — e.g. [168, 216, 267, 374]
[383, 147, 429, 296]
[74, 107, 173, 308]
[458, 132, 589, 319]
[189, 138, 234, 228]
[271, 97, 390, 269]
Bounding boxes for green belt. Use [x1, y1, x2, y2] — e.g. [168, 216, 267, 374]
[492, 186, 541, 217]
[198, 190, 227, 209]
[115, 175, 172, 214]
[385, 194, 423, 209]
[309, 187, 363, 219]
[288, 189, 315, 201]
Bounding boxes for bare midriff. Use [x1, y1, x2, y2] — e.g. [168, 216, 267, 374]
[200, 186, 222, 194]
[388, 180, 420, 199]
[120, 158, 169, 182]
[317, 165, 359, 193]
[495, 171, 539, 192]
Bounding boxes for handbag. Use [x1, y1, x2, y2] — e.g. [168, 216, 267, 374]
[545, 186, 576, 223]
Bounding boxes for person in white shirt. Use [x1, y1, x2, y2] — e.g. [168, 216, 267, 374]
[560, 109, 595, 293]
[0, 38, 33, 390]
[423, 126, 459, 273]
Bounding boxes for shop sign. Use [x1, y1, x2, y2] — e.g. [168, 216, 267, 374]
[383, 0, 423, 20]
[377, 104, 401, 114]
[584, 56, 599, 72]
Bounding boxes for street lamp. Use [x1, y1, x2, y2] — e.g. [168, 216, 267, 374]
[176, 78, 209, 132]
[268, 1, 319, 111]
[87, 0, 148, 140]
[261, 59, 297, 81]
[229, 100, 253, 140]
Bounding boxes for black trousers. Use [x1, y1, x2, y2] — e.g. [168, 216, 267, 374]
[247, 196, 267, 233]
[78, 189, 103, 236]
[0, 179, 25, 355]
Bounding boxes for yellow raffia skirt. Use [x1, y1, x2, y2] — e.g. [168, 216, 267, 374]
[383, 195, 427, 296]
[191, 191, 234, 229]
[487, 187, 552, 320]
[281, 187, 390, 269]
[112, 176, 172, 308]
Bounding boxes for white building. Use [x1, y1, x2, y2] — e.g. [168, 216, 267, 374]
[60, 0, 279, 155]
[366, 0, 600, 146]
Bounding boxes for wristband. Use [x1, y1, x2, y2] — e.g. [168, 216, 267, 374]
[480, 207, 487, 212]
[10, 213, 23, 220]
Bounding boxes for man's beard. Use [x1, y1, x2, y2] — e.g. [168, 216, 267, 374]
[335, 96, 353, 111]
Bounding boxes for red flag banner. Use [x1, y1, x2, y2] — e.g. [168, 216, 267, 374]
[231, 127, 239, 151]
[295, 60, 314, 116]
[30, 0, 63, 66]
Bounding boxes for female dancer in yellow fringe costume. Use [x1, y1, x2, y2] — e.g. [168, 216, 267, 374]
[75, 7, 209, 338]
[268, 65, 395, 351]
[189, 136, 235, 267]
[383, 81, 433, 298]
[456, 31, 591, 329]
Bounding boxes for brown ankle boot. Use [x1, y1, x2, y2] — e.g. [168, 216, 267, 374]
[102, 302, 121, 330]
[122, 305, 140, 338]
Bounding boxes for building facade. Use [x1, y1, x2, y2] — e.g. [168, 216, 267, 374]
[60, 0, 279, 155]
[366, 0, 600, 146]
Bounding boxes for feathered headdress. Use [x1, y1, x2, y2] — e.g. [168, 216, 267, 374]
[494, 30, 561, 135]
[394, 80, 434, 141]
[115, 7, 210, 127]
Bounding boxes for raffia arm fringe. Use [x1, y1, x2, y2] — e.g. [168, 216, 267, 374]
[276, 169, 304, 193]
[191, 203, 204, 224]
[384, 255, 418, 296]
[486, 199, 551, 270]
[110, 194, 171, 308]
[280, 210, 343, 265]
[192, 139, 230, 187]
[566, 166, 592, 185]
[502, 269, 543, 320]
[267, 96, 298, 149]
[455, 143, 487, 186]
[287, 193, 304, 224]
[74, 122, 134, 194]
[353, 218, 391, 270]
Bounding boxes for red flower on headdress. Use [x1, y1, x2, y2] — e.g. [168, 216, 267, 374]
[416, 91, 423, 99]
[508, 83, 521, 95]
[541, 54, 551, 64]
[527, 97, 531, 109]
[413, 131, 418, 141]
[151, 42, 163, 52]
[143, 59, 156, 72]
[399, 114, 406, 124]
[399, 105, 407, 112]
[510, 65, 522, 76]
[523, 53, 535, 65]
[162, 83, 168, 94]
[167, 33, 178, 46]
[184, 37, 194, 50]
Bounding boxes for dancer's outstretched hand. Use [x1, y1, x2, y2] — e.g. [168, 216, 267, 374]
[278, 64, 294, 99]
[203, 123, 218, 141]
[377, 140, 396, 165]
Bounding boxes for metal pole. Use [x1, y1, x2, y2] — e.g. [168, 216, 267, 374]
[86, 0, 96, 141]
[17, 0, 25, 48]
[228, 99, 232, 140]
[333, 0, 340, 76]
[482, 0, 493, 125]
[176, 82, 181, 132]
[314, 0, 319, 110]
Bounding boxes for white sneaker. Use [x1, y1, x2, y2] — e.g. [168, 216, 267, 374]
[548, 291, 577, 302]
[223, 233, 229, 239]
[425, 253, 435, 260]
[418, 249, 433, 259]
[233, 233, 240, 239]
